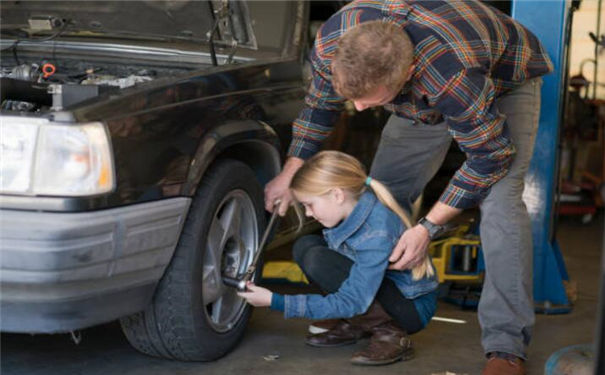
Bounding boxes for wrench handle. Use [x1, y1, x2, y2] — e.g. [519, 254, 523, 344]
[223, 201, 281, 293]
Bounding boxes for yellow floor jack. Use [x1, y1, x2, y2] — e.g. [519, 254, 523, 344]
[262, 260, 309, 285]
[429, 221, 485, 309]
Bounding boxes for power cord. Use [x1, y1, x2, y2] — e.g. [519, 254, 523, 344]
[1, 19, 72, 65]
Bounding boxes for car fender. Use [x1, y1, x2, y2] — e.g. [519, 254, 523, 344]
[183, 119, 282, 197]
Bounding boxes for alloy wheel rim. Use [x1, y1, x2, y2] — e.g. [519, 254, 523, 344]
[202, 189, 258, 332]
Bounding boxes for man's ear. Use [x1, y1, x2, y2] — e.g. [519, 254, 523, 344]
[406, 64, 415, 81]
[331, 188, 346, 204]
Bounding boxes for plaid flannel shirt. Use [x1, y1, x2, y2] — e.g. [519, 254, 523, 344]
[288, 0, 553, 209]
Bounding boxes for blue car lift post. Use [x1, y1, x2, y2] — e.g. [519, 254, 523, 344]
[513, 0, 573, 314]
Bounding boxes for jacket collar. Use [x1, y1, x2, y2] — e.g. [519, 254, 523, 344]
[324, 191, 376, 249]
[382, 0, 412, 21]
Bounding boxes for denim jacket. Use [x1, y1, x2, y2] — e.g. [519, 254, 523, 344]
[283, 191, 438, 320]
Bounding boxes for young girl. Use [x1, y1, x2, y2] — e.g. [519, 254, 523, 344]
[238, 150, 438, 366]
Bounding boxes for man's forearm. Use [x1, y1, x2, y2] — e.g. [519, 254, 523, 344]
[282, 157, 305, 177]
[425, 201, 462, 226]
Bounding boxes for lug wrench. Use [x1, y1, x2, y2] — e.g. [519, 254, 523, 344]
[222, 201, 281, 292]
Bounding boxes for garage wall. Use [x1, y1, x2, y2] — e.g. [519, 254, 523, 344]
[569, 0, 605, 99]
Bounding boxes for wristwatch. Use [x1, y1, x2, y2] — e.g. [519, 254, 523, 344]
[418, 217, 445, 240]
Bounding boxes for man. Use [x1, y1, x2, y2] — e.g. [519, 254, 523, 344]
[265, 1, 552, 374]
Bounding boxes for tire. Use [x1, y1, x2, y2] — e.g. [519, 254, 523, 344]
[120, 159, 266, 361]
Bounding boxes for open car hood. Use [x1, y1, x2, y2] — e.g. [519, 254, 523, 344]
[0, 0, 257, 48]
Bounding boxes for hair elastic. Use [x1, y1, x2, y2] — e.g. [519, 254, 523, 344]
[365, 176, 372, 186]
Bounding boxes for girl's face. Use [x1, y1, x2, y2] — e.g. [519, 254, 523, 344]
[293, 188, 355, 228]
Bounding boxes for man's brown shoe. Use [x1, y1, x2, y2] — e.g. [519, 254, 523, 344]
[481, 356, 526, 375]
[305, 320, 369, 347]
[350, 321, 414, 366]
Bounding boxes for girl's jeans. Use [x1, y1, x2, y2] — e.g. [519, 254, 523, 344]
[292, 234, 425, 334]
[370, 78, 543, 359]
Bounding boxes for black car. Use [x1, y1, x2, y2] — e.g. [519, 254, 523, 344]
[0, 0, 381, 361]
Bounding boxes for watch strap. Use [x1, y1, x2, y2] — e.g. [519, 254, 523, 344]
[418, 216, 444, 239]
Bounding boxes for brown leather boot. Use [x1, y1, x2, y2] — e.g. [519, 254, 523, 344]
[305, 320, 368, 347]
[308, 318, 340, 334]
[347, 300, 392, 332]
[350, 321, 414, 366]
[305, 301, 392, 347]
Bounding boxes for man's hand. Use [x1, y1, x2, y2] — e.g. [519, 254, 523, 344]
[264, 173, 294, 216]
[388, 224, 431, 270]
[389, 201, 462, 270]
[237, 282, 272, 307]
[264, 157, 304, 216]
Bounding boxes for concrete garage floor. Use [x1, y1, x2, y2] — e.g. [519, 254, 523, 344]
[2, 214, 602, 375]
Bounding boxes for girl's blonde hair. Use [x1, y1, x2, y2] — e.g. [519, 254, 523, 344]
[290, 150, 434, 280]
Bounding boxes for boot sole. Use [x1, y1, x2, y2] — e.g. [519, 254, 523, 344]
[350, 348, 415, 366]
[305, 339, 358, 348]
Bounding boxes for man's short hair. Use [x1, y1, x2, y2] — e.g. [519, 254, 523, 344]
[332, 20, 414, 99]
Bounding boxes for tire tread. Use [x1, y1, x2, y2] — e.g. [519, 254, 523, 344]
[120, 159, 265, 361]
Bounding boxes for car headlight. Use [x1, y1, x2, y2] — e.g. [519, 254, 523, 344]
[0, 116, 115, 196]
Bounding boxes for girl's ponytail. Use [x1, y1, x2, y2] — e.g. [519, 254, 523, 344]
[367, 178, 435, 281]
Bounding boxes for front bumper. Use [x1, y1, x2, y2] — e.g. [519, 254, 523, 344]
[0, 197, 190, 333]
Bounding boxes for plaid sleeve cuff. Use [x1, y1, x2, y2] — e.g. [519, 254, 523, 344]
[287, 108, 342, 160]
[287, 133, 322, 160]
[439, 182, 485, 209]
[287, 146, 318, 161]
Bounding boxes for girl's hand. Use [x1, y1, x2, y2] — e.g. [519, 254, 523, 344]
[237, 282, 273, 307]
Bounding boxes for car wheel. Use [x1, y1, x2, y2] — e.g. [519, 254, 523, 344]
[120, 159, 266, 361]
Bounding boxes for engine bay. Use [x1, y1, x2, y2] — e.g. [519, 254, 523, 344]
[0, 57, 192, 113]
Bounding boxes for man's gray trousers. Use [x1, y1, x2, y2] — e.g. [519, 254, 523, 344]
[370, 78, 542, 359]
